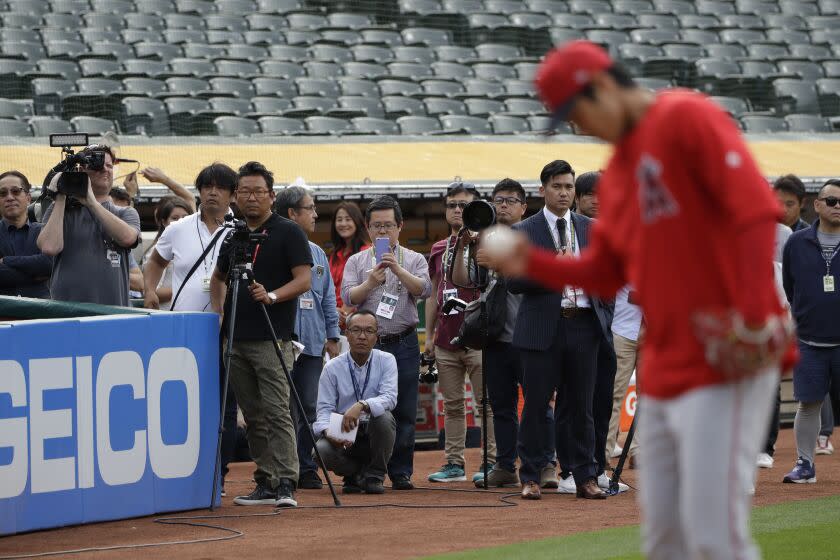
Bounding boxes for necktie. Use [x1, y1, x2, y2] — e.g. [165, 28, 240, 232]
[557, 217, 567, 254]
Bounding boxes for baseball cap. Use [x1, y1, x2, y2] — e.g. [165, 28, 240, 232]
[535, 40, 613, 132]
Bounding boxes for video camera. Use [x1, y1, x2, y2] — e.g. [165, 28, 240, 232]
[44, 133, 107, 199]
[419, 352, 438, 384]
[221, 213, 268, 268]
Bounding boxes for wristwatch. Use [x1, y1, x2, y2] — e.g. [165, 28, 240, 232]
[267, 292, 278, 304]
[358, 400, 370, 413]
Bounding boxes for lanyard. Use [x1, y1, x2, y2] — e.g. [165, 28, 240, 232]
[251, 228, 267, 265]
[822, 242, 840, 276]
[346, 353, 372, 401]
[195, 214, 219, 276]
[441, 234, 477, 300]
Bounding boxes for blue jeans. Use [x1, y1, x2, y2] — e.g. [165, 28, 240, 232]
[376, 331, 420, 479]
[291, 353, 323, 474]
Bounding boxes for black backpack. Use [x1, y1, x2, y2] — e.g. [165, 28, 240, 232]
[453, 276, 508, 350]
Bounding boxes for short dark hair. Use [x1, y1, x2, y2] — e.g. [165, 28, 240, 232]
[492, 178, 526, 202]
[819, 178, 840, 197]
[445, 181, 480, 202]
[365, 195, 402, 225]
[540, 160, 575, 185]
[274, 185, 310, 218]
[773, 174, 806, 203]
[0, 170, 31, 192]
[195, 162, 236, 193]
[575, 171, 601, 197]
[237, 161, 274, 190]
[346, 309, 378, 328]
[109, 187, 132, 204]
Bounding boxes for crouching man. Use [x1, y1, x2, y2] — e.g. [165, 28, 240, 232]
[314, 310, 398, 494]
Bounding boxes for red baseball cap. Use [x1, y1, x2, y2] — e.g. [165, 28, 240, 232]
[535, 40, 614, 132]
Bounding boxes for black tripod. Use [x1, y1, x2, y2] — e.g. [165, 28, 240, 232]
[210, 258, 341, 509]
[607, 412, 636, 496]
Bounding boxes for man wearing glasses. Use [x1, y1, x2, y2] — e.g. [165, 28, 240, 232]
[210, 161, 313, 508]
[274, 185, 341, 490]
[342, 195, 432, 490]
[0, 170, 51, 298]
[781, 179, 840, 485]
[425, 182, 496, 483]
[314, 310, 398, 494]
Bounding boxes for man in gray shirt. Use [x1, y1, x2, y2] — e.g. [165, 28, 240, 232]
[38, 145, 141, 306]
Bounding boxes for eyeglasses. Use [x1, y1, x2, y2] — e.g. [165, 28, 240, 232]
[347, 327, 378, 337]
[819, 196, 840, 207]
[493, 196, 523, 206]
[445, 201, 469, 210]
[369, 222, 398, 232]
[236, 189, 271, 200]
[0, 187, 26, 198]
[295, 204, 317, 212]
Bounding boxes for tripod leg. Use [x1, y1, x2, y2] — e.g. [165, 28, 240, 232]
[482, 347, 489, 490]
[210, 274, 241, 511]
[256, 303, 342, 507]
[608, 411, 636, 496]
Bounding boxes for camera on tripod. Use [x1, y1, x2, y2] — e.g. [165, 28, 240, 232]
[46, 133, 106, 199]
[419, 352, 438, 383]
[222, 213, 268, 267]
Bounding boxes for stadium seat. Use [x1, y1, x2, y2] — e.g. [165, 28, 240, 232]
[442, 0, 483, 12]
[351, 45, 395, 63]
[612, 0, 653, 12]
[489, 114, 529, 134]
[653, 0, 696, 13]
[121, 96, 170, 134]
[309, 44, 354, 64]
[383, 95, 427, 117]
[31, 78, 76, 116]
[204, 15, 249, 33]
[338, 78, 380, 98]
[393, 46, 436, 65]
[166, 14, 206, 30]
[456, 78, 505, 99]
[295, 78, 341, 98]
[283, 30, 320, 46]
[217, 0, 257, 12]
[337, 96, 385, 118]
[360, 29, 403, 47]
[474, 43, 524, 63]
[305, 116, 353, 135]
[343, 62, 389, 81]
[387, 62, 435, 81]
[167, 58, 217, 78]
[719, 29, 765, 45]
[401, 0, 443, 13]
[741, 115, 787, 133]
[777, 60, 824, 82]
[568, 0, 611, 13]
[71, 115, 118, 135]
[134, 42, 183, 62]
[1, 13, 43, 29]
[594, 13, 638, 30]
[214, 115, 259, 136]
[91, 0, 134, 13]
[424, 97, 467, 115]
[1, 29, 39, 42]
[422, 79, 465, 97]
[485, 0, 528, 12]
[694, 58, 741, 95]
[629, 29, 682, 46]
[175, 0, 216, 13]
[321, 30, 363, 47]
[789, 44, 832, 59]
[0, 59, 36, 98]
[260, 61, 306, 80]
[303, 61, 344, 79]
[817, 78, 840, 116]
[508, 12, 551, 29]
[780, 0, 819, 14]
[122, 28, 164, 44]
[710, 96, 752, 117]
[286, 13, 328, 30]
[379, 80, 424, 97]
[215, 60, 260, 78]
[439, 114, 492, 134]
[773, 79, 820, 115]
[252, 77, 297, 99]
[435, 46, 477, 63]
[637, 14, 680, 29]
[736, 0, 780, 14]
[618, 44, 663, 76]
[183, 43, 227, 58]
[747, 43, 790, 61]
[397, 115, 442, 134]
[472, 63, 518, 82]
[721, 14, 765, 29]
[250, 96, 292, 115]
[784, 114, 831, 132]
[0, 118, 32, 136]
[765, 29, 809, 44]
[36, 59, 81, 82]
[503, 97, 546, 116]
[0, 99, 32, 120]
[503, 79, 535, 97]
[464, 98, 504, 117]
[283, 95, 338, 118]
[432, 62, 474, 80]
[352, 117, 400, 135]
[678, 14, 720, 29]
[42, 30, 81, 44]
[258, 116, 305, 135]
[136, 0, 177, 13]
[680, 29, 720, 45]
[79, 59, 123, 79]
[29, 116, 74, 136]
[401, 27, 451, 47]
[209, 96, 253, 115]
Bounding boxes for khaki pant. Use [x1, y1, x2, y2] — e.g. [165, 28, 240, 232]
[229, 339, 299, 489]
[606, 333, 641, 460]
[435, 345, 496, 467]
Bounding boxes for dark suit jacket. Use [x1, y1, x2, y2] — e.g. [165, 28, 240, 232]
[0, 219, 52, 298]
[509, 209, 614, 352]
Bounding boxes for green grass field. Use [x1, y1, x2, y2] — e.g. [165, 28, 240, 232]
[425, 496, 840, 560]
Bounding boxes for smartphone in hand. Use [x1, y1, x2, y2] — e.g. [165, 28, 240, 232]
[375, 237, 390, 264]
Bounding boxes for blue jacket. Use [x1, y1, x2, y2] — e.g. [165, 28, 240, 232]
[295, 241, 340, 356]
[0, 219, 51, 298]
[782, 220, 840, 344]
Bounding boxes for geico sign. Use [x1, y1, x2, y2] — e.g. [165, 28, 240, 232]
[0, 348, 200, 499]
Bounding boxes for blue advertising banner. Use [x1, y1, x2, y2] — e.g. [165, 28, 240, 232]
[0, 312, 219, 535]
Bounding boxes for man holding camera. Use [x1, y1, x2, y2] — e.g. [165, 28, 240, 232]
[274, 185, 341, 490]
[210, 162, 313, 508]
[314, 310, 398, 494]
[342, 195, 432, 490]
[38, 145, 141, 307]
[0, 171, 51, 299]
[424, 182, 496, 483]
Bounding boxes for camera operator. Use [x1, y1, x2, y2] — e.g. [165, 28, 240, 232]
[425, 182, 496, 484]
[274, 185, 341, 490]
[0, 170, 51, 298]
[210, 161, 313, 508]
[37, 144, 141, 306]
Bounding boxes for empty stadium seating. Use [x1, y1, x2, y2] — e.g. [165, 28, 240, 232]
[0, 0, 839, 137]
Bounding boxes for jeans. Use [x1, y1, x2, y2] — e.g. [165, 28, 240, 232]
[315, 412, 397, 481]
[376, 331, 420, 479]
[291, 353, 324, 475]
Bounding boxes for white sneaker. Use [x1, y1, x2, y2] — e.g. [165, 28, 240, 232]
[816, 435, 834, 455]
[611, 444, 623, 458]
[556, 474, 577, 494]
[756, 452, 774, 469]
[597, 473, 629, 493]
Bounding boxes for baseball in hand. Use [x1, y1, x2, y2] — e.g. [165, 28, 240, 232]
[478, 226, 529, 276]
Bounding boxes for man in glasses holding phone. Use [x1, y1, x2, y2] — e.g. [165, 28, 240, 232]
[782, 179, 840, 485]
[425, 182, 496, 484]
[0, 171, 51, 299]
[342, 195, 432, 490]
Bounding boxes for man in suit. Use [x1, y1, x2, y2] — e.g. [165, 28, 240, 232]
[0, 171, 51, 298]
[509, 159, 613, 500]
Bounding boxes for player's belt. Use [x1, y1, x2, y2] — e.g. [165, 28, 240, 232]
[377, 327, 417, 346]
[559, 307, 594, 319]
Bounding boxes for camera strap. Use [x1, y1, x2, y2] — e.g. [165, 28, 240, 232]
[170, 226, 228, 311]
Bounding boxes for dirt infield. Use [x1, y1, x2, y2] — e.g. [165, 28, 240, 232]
[2, 428, 839, 560]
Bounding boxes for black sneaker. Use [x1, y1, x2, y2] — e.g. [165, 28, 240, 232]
[343, 475, 364, 494]
[364, 478, 385, 494]
[298, 470, 323, 490]
[275, 479, 297, 507]
[233, 484, 276, 506]
[390, 475, 415, 490]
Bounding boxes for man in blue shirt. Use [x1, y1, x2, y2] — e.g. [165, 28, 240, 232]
[0, 171, 51, 298]
[314, 310, 398, 494]
[275, 186, 341, 490]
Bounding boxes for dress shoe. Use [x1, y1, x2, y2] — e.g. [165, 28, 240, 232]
[576, 478, 607, 500]
[540, 464, 559, 489]
[521, 481, 541, 500]
[390, 475, 415, 490]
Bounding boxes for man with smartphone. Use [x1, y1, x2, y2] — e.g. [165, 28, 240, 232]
[342, 195, 432, 490]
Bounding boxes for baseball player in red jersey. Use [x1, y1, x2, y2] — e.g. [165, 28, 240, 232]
[480, 41, 795, 560]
